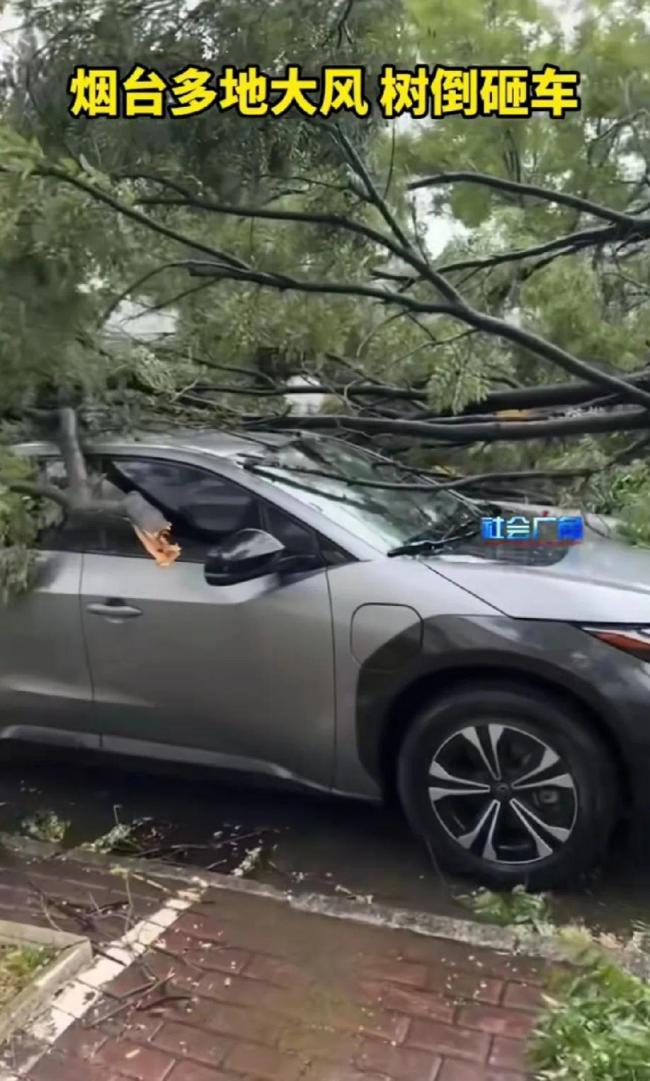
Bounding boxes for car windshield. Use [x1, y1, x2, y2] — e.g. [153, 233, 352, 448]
[244, 436, 480, 553]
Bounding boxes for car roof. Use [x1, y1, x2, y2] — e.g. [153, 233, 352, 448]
[13, 428, 293, 460]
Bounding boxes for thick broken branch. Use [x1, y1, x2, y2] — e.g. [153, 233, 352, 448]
[10, 408, 181, 567]
[246, 406, 650, 442]
[185, 365, 650, 413]
[57, 406, 91, 500]
[468, 369, 650, 412]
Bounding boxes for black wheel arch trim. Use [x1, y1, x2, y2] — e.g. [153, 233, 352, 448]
[355, 613, 644, 810]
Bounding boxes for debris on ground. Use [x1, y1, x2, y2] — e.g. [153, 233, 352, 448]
[231, 843, 263, 877]
[458, 885, 553, 931]
[334, 883, 374, 904]
[78, 809, 277, 879]
[20, 810, 69, 844]
[82, 821, 138, 853]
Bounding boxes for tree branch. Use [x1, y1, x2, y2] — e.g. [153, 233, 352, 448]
[186, 261, 650, 409]
[247, 462, 596, 492]
[466, 369, 650, 412]
[8, 481, 71, 509]
[14, 408, 181, 566]
[25, 164, 252, 272]
[57, 407, 90, 500]
[182, 367, 650, 413]
[245, 406, 650, 442]
[408, 170, 648, 228]
[28, 163, 650, 413]
[437, 223, 621, 274]
[135, 190, 466, 307]
[100, 261, 195, 326]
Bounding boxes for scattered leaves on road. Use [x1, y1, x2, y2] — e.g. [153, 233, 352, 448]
[458, 885, 553, 931]
[20, 810, 69, 844]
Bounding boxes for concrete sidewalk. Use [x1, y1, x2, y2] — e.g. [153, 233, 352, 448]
[0, 848, 546, 1081]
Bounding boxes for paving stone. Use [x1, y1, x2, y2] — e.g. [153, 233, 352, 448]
[362, 959, 429, 989]
[407, 1017, 490, 1062]
[501, 982, 544, 1012]
[96, 1038, 175, 1081]
[166, 1064, 238, 1081]
[488, 1036, 529, 1072]
[359, 980, 455, 1024]
[437, 1059, 527, 1081]
[6, 853, 547, 1081]
[456, 1004, 537, 1040]
[355, 1036, 440, 1081]
[151, 1021, 231, 1067]
[223, 1041, 303, 1081]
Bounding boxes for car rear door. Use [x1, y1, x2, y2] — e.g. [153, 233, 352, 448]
[78, 454, 338, 789]
[0, 458, 94, 746]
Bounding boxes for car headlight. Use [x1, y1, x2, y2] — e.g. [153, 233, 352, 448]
[581, 625, 650, 661]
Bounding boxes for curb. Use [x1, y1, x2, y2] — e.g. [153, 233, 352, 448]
[3, 830, 650, 981]
[0, 920, 91, 1045]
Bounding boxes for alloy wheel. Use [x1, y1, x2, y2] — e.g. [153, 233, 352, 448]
[428, 723, 578, 865]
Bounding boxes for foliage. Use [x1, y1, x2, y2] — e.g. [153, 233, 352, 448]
[0, 944, 58, 1006]
[459, 885, 552, 930]
[614, 488, 650, 549]
[0, 452, 40, 604]
[80, 807, 151, 853]
[397, 0, 650, 521]
[21, 809, 70, 844]
[531, 950, 650, 1081]
[461, 889, 650, 1081]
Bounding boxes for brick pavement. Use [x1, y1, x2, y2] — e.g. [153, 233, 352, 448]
[0, 860, 549, 1081]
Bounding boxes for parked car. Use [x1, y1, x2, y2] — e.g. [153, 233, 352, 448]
[4, 428, 650, 888]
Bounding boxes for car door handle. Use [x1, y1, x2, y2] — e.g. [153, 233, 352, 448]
[86, 602, 142, 619]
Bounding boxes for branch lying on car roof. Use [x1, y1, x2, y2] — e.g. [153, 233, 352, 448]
[179, 366, 650, 414]
[243, 405, 650, 442]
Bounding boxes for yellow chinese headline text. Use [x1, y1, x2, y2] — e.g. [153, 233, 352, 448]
[68, 63, 581, 121]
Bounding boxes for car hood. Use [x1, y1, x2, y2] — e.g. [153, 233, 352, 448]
[424, 525, 650, 621]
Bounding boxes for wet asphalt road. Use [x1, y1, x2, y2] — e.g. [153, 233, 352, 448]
[0, 744, 649, 936]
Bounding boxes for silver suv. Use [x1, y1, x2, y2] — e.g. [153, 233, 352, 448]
[5, 428, 650, 888]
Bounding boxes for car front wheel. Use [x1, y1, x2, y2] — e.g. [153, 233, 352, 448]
[397, 682, 620, 890]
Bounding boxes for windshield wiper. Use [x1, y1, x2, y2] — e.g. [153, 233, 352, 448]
[387, 521, 481, 557]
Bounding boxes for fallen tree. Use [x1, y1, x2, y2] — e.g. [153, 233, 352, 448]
[1, 0, 649, 597]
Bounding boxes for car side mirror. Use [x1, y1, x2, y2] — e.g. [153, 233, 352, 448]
[204, 529, 287, 586]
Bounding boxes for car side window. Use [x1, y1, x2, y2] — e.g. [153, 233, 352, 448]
[262, 502, 319, 557]
[100, 457, 262, 562]
[34, 454, 350, 568]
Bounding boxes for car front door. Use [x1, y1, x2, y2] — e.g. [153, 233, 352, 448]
[79, 454, 338, 789]
[0, 458, 94, 746]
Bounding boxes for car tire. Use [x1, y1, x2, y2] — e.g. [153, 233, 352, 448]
[397, 681, 620, 890]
